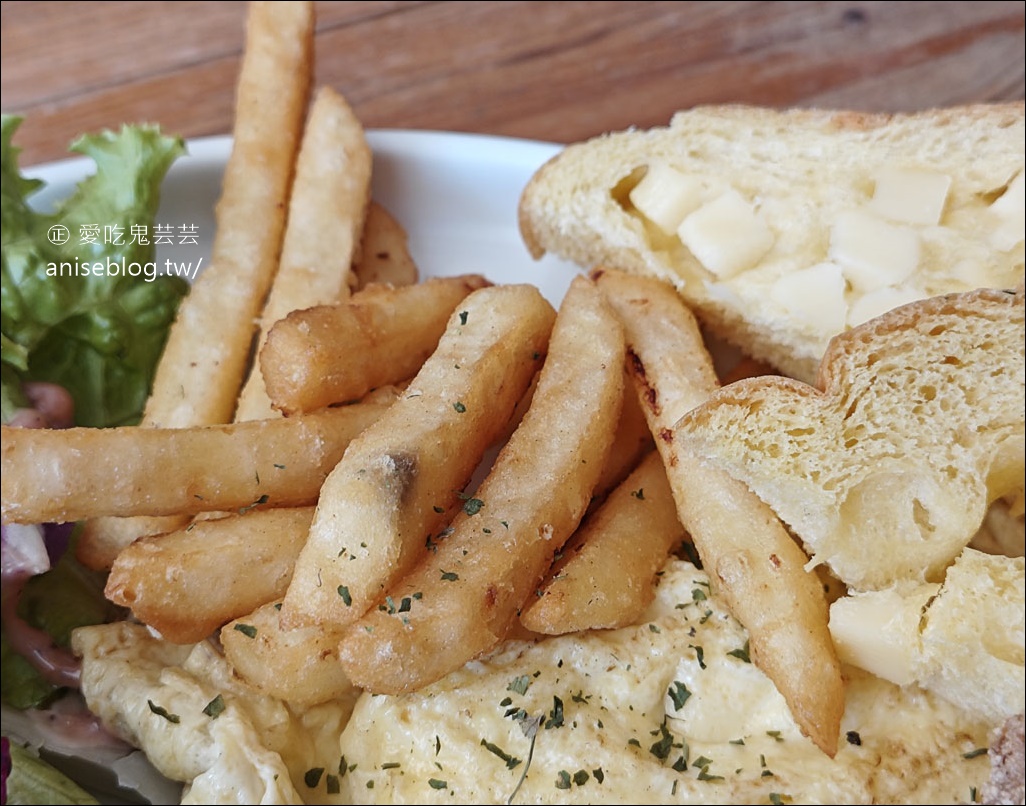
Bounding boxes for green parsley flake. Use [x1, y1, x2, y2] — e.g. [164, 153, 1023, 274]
[507, 675, 531, 695]
[147, 700, 180, 723]
[453, 401, 466, 413]
[202, 694, 226, 719]
[649, 720, 673, 760]
[463, 497, 484, 515]
[690, 643, 706, 669]
[480, 739, 521, 769]
[963, 747, 988, 759]
[668, 680, 691, 711]
[304, 768, 324, 788]
[429, 778, 447, 790]
[544, 695, 564, 729]
[441, 570, 459, 582]
[459, 311, 469, 325]
[337, 585, 352, 606]
[326, 774, 340, 794]
[593, 767, 605, 783]
[233, 623, 257, 639]
[238, 493, 269, 515]
[555, 770, 571, 790]
[573, 770, 590, 786]
[728, 639, 751, 663]
[630, 488, 645, 499]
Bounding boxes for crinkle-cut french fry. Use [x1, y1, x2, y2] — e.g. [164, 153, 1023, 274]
[106, 507, 314, 644]
[520, 450, 687, 634]
[336, 275, 624, 694]
[2, 393, 394, 525]
[280, 284, 555, 630]
[261, 274, 490, 415]
[592, 267, 844, 758]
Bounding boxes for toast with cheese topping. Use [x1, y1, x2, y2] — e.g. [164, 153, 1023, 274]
[673, 287, 1025, 591]
[519, 104, 1025, 382]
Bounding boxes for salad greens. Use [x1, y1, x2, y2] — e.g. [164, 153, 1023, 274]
[2, 116, 191, 802]
[3, 740, 99, 805]
[1, 114, 189, 428]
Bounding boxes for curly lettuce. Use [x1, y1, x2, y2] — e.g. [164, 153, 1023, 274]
[1, 115, 188, 427]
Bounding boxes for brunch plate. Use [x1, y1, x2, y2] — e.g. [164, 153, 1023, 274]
[11, 130, 582, 804]
[26, 130, 582, 303]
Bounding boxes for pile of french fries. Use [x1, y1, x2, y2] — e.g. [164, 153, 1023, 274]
[0, 0, 845, 760]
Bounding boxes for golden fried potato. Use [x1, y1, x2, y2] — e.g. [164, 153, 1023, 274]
[590, 375, 654, 504]
[280, 285, 555, 630]
[261, 274, 491, 415]
[352, 201, 419, 289]
[520, 450, 687, 634]
[337, 275, 624, 694]
[77, 1, 314, 565]
[144, 1, 312, 427]
[105, 507, 314, 644]
[221, 601, 356, 709]
[593, 267, 843, 757]
[235, 85, 372, 421]
[2, 393, 394, 525]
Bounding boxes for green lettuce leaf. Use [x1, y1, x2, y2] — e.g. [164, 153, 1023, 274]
[5, 741, 99, 805]
[2, 529, 125, 711]
[0, 115, 188, 427]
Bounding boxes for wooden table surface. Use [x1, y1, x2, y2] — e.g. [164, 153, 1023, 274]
[1, 1, 1024, 167]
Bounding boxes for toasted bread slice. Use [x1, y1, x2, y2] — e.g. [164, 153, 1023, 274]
[673, 287, 1024, 591]
[519, 104, 1024, 382]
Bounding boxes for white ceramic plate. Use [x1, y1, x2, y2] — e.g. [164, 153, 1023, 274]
[14, 129, 583, 804]
[27, 130, 582, 301]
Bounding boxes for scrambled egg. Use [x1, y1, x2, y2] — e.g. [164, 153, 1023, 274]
[72, 622, 356, 804]
[74, 560, 995, 804]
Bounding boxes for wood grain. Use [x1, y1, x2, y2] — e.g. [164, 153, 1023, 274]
[1, 0, 1023, 166]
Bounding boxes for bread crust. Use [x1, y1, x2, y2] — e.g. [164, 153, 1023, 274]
[674, 287, 1024, 590]
[519, 103, 1025, 382]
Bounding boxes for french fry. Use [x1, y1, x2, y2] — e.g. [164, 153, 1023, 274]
[235, 85, 373, 421]
[145, 0, 312, 426]
[261, 274, 491, 415]
[337, 275, 624, 694]
[519, 450, 687, 634]
[352, 201, 419, 289]
[105, 507, 313, 644]
[590, 375, 654, 503]
[280, 285, 555, 629]
[1, 393, 394, 525]
[221, 602, 356, 709]
[77, 1, 314, 565]
[592, 267, 844, 757]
